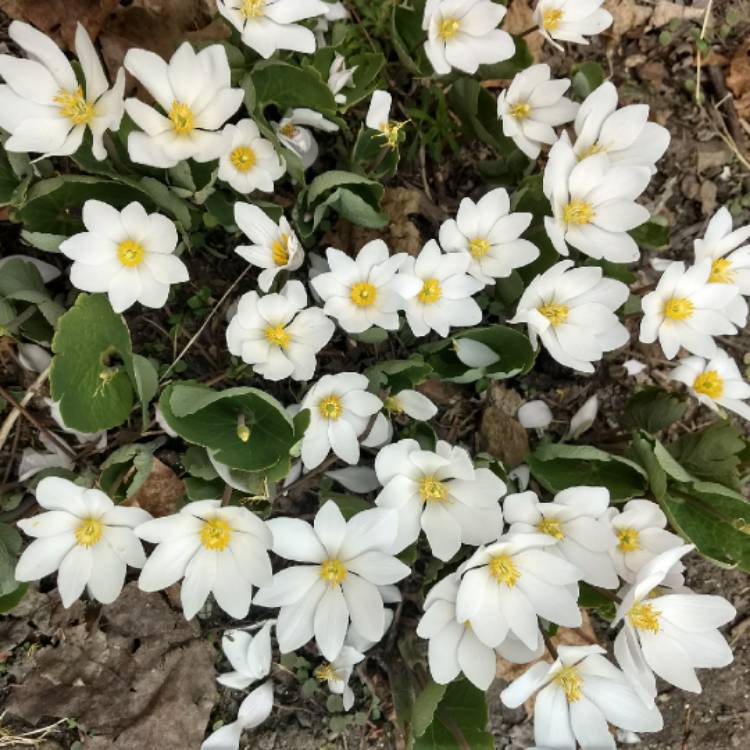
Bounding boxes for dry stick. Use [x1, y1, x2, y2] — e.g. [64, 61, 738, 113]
[706, 64, 749, 160]
[542, 629, 559, 661]
[0, 367, 53, 452]
[694, 0, 714, 105]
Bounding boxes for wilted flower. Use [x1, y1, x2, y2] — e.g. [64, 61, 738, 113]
[202, 681, 274, 750]
[274, 108, 339, 169]
[567, 394, 598, 439]
[218, 622, 273, 690]
[365, 90, 406, 148]
[328, 54, 357, 104]
[534, 0, 613, 49]
[218, 119, 285, 194]
[517, 400, 553, 430]
[315, 645, 365, 710]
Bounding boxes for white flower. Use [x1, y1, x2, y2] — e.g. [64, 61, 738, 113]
[573, 82, 670, 172]
[639, 260, 741, 359]
[498, 64, 578, 160]
[234, 203, 304, 292]
[365, 90, 406, 148]
[672, 349, 750, 420]
[227, 281, 334, 382]
[314, 645, 365, 710]
[136, 500, 273, 620]
[201, 681, 274, 750]
[254, 501, 410, 660]
[374, 438, 505, 561]
[59, 200, 189, 313]
[218, 622, 273, 690]
[504, 488, 618, 588]
[299, 372, 383, 469]
[124, 43, 242, 168]
[328, 54, 357, 104]
[417, 573, 544, 690]
[501, 645, 663, 750]
[510, 260, 630, 373]
[274, 108, 339, 169]
[423, 0, 514, 75]
[217, 0, 329, 59]
[15, 477, 150, 607]
[218, 119, 285, 194]
[602, 499, 684, 586]
[453, 338, 500, 368]
[438, 188, 538, 284]
[624, 358, 647, 376]
[517, 400, 553, 429]
[543, 135, 651, 263]
[396, 240, 483, 337]
[0, 21, 124, 160]
[567, 394, 598, 439]
[311, 240, 407, 334]
[694, 206, 750, 295]
[614, 545, 736, 701]
[383, 390, 438, 421]
[456, 533, 582, 650]
[534, 0, 613, 49]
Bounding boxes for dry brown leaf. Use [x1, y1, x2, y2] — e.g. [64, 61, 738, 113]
[503, 0, 544, 62]
[477, 383, 528, 468]
[608, 0, 653, 37]
[727, 41, 750, 120]
[125, 457, 185, 517]
[649, 1, 706, 28]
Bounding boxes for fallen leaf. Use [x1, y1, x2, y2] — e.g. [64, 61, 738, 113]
[503, 0, 544, 61]
[125, 457, 185, 517]
[727, 41, 750, 119]
[649, 1, 706, 28]
[700, 180, 718, 217]
[477, 384, 529, 468]
[608, 0, 653, 37]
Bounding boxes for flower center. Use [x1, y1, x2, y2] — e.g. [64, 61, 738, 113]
[200, 517, 232, 551]
[169, 101, 194, 135]
[563, 200, 594, 226]
[537, 516, 564, 541]
[318, 394, 343, 420]
[509, 102, 531, 120]
[709, 257, 734, 284]
[628, 601, 661, 633]
[579, 143, 606, 160]
[320, 558, 347, 585]
[383, 395, 403, 413]
[438, 17, 461, 40]
[469, 237, 491, 258]
[378, 121, 405, 148]
[55, 86, 94, 125]
[538, 302, 569, 326]
[418, 278, 442, 305]
[543, 8, 563, 31]
[75, 517, 103, 547]
[279, 122, 296, 137]
[488, 554, 520, 587]
[230, 145, 256, 173]
[350, 282, 378, 307]
[240, 0, 265, 18]
[693, 369, 724, 399]
[116, 239, 145, 267]
[554, 665, 583, 703]
[419, 475, 448, 503]
[663, 296, 694, 321]
[265, 323, 290, 349]
[271, 233, 290, 266]
[617, 527, 641, 552]
[314, 663, 341, 682]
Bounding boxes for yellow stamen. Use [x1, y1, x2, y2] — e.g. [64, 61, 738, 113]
[314, 663, 341, 682]
[320, 558, 347, 585]
[617, 527, 641, 552]
[384, 395, 403, 413]
[75, 517, 103, 547]
[350, 282, 378, 307]
[469, 238, 491, 258]
[554, 665, 583, 703]
[538, 302, 569, 326]
[663, 297, 694, 321]
[543, 8, 563, 32]
[693, 369, 724, 399]
[438, 17, 460, 40]
[628, 601, 661, 633]
[54, 86, 94, 125]
[279, 122, 296, 138]
[579, 143, 606, 160]
[709, 258, 734, 284]
[230, 145, 256, 173]
[509, 102, 531, 120]
[488, 554, 520, 587]
[240, 0, 265, 18]
[537, 516, 564, 541]
[271, 234, 290, 266]
[318, 395, 343, 420]
[418, 475, 449, 503]
[265, 323, 290, 349]
[200, 517, 232, 551]
[237, 416, 251, 442]
[378, 121, 406, 149]
[418, 278, 442, 305]
[169, 101, 194, 135]
[563, 200, 594, 226]
[116, 239, 145, 267]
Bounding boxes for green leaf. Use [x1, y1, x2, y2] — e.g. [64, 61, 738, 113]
[623, 387, 688, 433]
[571, 62, 605, 99]
[20, 230, 66, 253]
[132, 354, 159, 429]
[183, 446, 220, 481]
[50, 293, 136, 432]
[631, 215, 670, 252]
[367, 357, 432, 392]
[0, 522, 23, 597]
[411, 681, 447, 739]
[630, 433, 668, 501]
[0, 581, 28, 613]
[578, 582, 616, 621]
[251, 60, 337, 117]
[391, 0, 427, 75]
[0, 259, 50, 304]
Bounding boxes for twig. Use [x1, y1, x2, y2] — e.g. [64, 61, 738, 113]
[542, 629, 559, 661]
[695, 0, 714, 104]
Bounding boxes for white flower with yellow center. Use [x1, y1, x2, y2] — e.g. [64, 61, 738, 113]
[274, 108, 339, 169]
[602, 499, 685, 586]
[383, 390, 437, 421]
[423, 0, 515, 76]
[671, 349, 750, 420]
[613, 544, 736, 702]
[504, 488, 619, 589]
[639, 259, 741, 359]
[374, 438, 506, 561]
[510, 260, 630, 374]
[501, 645, 663, 750]
[254, 501, 410, 660]
[328, 53, 357, 105]
[694, 206, 750, 297]
[298, 372, 384, 469]
[365, 90, 407, 149]
[573, 82, 670, 172]
[226, 281, 335, 382]
[533, 0, 613, 50]
[395, 240, 484, 338]
[135, 499, 273, 620]
[543, 134, 652, 263]
[439, 188, 538, 284]
[218, 119, 285, 194]
[234, 203, 304, 292]
[123, 42, 243, 168]
[59, 200, 189, 313]
[0, 21, 125, 160]
[314, 645, 365, 711]
[456, 534, 582, 651]
[311, 240, 407, 334]
[497, 64, 579, 160]
[15, 477, 150, 608]
[417, 572, 544, 690]
[217, 0, 329, 59]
